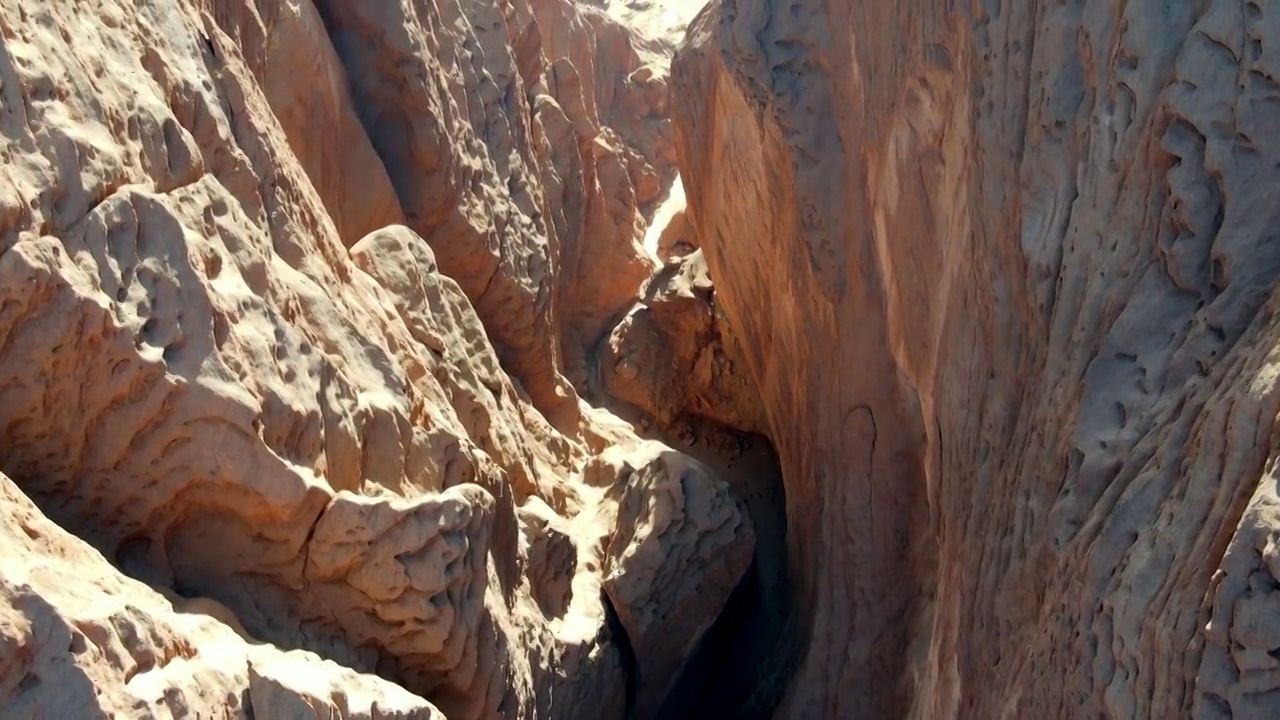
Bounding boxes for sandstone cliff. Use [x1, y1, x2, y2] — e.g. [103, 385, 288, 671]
[8, 0, 1280, 716]
[673, 0, 1280, 717]
[0, 0, 754, 718]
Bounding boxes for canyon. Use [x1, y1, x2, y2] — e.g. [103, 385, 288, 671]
[3, 0, 1280, 718]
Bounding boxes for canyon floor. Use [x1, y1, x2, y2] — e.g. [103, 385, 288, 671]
[4, 0, 1280, 719]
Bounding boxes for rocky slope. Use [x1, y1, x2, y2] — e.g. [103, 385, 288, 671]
[0, 0, 756, 718]
[673, 0, 1280, 717]
[0, 469, 445, 720]
[8, 0, 1280, 717]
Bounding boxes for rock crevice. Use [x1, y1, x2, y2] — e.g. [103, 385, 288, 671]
[0, 0, 756, 718]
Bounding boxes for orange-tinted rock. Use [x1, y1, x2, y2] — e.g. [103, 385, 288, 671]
[206, 0, 405, 246]
[603, 445, 755, 720]
[0, 471, 445, 720]
[602, 250, 766, 435]
[674, 0, 1280, 716]
[0, 1, 748, 718]
[310, 0, 583, 429]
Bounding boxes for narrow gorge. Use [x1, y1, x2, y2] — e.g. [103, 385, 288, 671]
[3, 0, 1280, 718]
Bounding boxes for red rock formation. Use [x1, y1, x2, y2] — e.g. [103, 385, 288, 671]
[602, 445, 755, 720]
[674, 0, 1280, 717]
[18, 0, 1280, 715]
[309, 0, 585, 429]
[206, 0, 406, 245]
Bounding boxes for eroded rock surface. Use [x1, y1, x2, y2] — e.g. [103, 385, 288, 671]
[0, 0, 753, 717]
[602, 250, 765, 435]
[673, 0, 1280, 717]
[603, 444, 755, 719]
[19, 0, 1280, 715]
[0, 471, 444, 720]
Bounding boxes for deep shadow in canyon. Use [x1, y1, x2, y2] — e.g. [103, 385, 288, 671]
[589, 338, 795, 719]
[652, 429, 797, 720]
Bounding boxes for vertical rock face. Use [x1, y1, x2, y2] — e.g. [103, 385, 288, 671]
[307, 0, 672, 422]
[521, 0, 675, 391]
[309, 0, 580, 427]
[19, 0, 1280, 715]
[674, 0, 1280, 717]
[206, 0, 406, 246]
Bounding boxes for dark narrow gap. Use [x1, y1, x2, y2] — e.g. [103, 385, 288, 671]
[583, 302, 797, 718]
[652, 427, 793, 719]
[602, 591, 639, 714]
[307, 0, 418, 241]
[657, 559, 774, 718]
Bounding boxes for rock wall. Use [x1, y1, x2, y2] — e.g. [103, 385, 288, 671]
[673, 0, 1280, 717]
[0, 0, 754, 718]
[15, 0, 1279, 715]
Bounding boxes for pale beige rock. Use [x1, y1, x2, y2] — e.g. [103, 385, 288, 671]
[303, 0, 681, 427]
[603, 445, 755, 720]
[16, 0, 1275, 715]
[559, 127, 660, 371]
[304, 483, 518, 719]
[349, 224, 573, 509]
[604, 0, 707, 52]
[519, 498, 578, 620]
[203, 0, 406, 246]
[674, 0, 1280, 717]
[644, 178, 696, 260]
[0, 0, 749, 717]
[310, 0, 584, 429]
[530, 0, 675, 178]
[247, 653, 443, 720]
[514, 0, 669, 390]
[0, 471, 444, 720]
